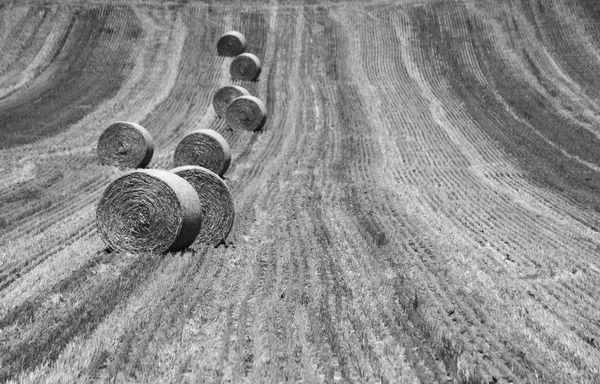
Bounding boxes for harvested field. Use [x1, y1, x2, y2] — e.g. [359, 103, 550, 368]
[2, 0, 600, 383]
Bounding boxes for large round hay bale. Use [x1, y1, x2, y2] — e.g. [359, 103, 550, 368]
[97, 122, 154, 169]
[217, 31, 247, 57]
[226, 95, 267, 131]
[212, 85, 250, 118]
[96, 169, 202, 253]
[171, 165, 235, 245]
[173, 129, 231, 177]
[230, 53, 262, 81]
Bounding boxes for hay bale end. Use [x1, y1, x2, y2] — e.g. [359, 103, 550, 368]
[97, 121, 154, 169]
[171, 165, 235, 245]
[217, 31, 247, 57]
[173, 129, 231, 177]
[96, 169, 202, 253]
[226, 95, 267, 131]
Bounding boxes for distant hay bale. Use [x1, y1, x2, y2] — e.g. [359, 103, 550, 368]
[217, 31, 247, 57]
[212, 85, 250, 118]
[173, 129, 231, 177]
[97, 121, 154, 169]
[226, 95, 267, 131]
[230, 53, 262, 81]
[96, 169, 202, 253]
[171, 165, 235, 245]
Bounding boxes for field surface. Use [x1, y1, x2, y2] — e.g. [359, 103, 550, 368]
[2, 0, 600, 382]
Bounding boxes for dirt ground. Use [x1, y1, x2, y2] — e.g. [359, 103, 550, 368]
[2, 0, 600, 383]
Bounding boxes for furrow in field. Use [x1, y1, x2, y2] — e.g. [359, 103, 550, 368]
[0, 4, 25, 64]
[13, 243, 228, 383]
[422, 2, 596, 378]
[408, 0, 592, 270]
[290, 6, 451, 382]
[0, 4, 190, 340]
[0, 3, 186, 242]
[0, 4, 272, 382]
[5, 1, 600, 383]
[0, 5, 49, 79]
[0, 249, 166, 383]
[0, 3, 148, 280]
[0, 5, 68, 99]
[440, 0, 600, 280]
[0, 5, 140, 150]
[378, 2, 600, 381]
[314, 2, 600, 382]
[526, 0, 600, 104]
[332, 7, 518, 380]
[216, 8, 275, 182]
[226, 7, 426, 381]
[133, 6, 243, 171]
[462, 2, 600, 218]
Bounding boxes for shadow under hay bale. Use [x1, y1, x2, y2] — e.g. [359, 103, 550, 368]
[173, 129, 231, 177]
[230, 52, 262, 81]
[97, 121, 154, 169]
[171, 165, 235, 246]
[217, 31, 246, 57]
[96, 169, 202, 253]
[226, 95, 267, 131]
[212, 85, 250, 118]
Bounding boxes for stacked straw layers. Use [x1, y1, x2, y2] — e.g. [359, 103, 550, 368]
[212, 85, 250, 118]
[230, 53, 262, 81]
[226, 95, 267, 131]
[96, 169, 202, 253]
[217, 31, 246, 56]
[173, 129, 231, 177]
[97, 121, 154, 169]
[171, 165, 235, 245]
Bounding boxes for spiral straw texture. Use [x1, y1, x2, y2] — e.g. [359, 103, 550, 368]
[212, 85, 250, 118]
[96, 169, 202, 253]
[173, 129, 231, 177]
[230, 53, 262, 81]
[97, 121, 154, 169]
[226, 95, 267, 131]
[171, 165, 235, 245]
[217, 31, 247, 57]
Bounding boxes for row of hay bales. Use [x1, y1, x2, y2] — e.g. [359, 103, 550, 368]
[216, 31, 267, 132]
[95, 30, 265, 254]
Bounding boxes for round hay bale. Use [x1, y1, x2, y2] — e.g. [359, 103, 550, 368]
[96, 169, 202, 253]
[226, 95, 267, 131]
[230, 53, 262, 81]
[212, 85, 250, 118]
[97, 122, 154, 169]
[171, 165, 235, 245]
[217, 31, 247, 57]
[173, 129, 231, 177]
